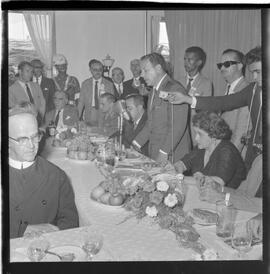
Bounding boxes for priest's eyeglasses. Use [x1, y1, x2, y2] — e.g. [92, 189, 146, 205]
[9, 132, 43, 146]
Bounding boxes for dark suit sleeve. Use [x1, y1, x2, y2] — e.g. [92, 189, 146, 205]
[55, 171, 79, 230]
[161, 83, 189, 154]
[196, 83, 254, 112]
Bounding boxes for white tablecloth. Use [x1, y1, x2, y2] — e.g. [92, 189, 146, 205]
[10, 142, 262, 261]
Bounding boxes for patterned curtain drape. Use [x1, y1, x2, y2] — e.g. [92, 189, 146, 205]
[23, 11, 56, 77]
[165, 10, 261, 95]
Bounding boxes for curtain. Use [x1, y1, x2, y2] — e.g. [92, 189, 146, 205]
[151, 15, 162, 51]
[23, 11, 56, 77]
[165, 10, 261, 95]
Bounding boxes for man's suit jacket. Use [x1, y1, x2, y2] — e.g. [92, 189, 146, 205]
[195, 82, 261, 170]
[78, 77, 114, 126]
[134, 74, 191, 163]
[123, 111, 149, 156]
[9, 80, 46, 119]
[44, 104, 79, 129]
[39, 76, 56, 113]
[221, 78, 249, 150]
[179, 73, 213, 147]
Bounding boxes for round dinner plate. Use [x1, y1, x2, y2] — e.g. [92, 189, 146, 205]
[189, 208, 217, 226]
[42, 245, 86, 261]
[90, 197, 124, 210]
[66, 157, 91, 164]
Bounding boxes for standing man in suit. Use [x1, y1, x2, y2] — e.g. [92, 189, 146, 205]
[132, 53, 191, 164]
[123, 59, 149, 106]
[123, 94, 148, 156]
[219, 49, 250, 154]
[31, 59, 56, 114]
[43, 91, 79, 133]
[52, 54, 80, 104]
[9, 61, 46, 125]
[111, 67, 125, 100]
[168, 46, 262, 171]
[179, 47, 213, 147]
[78, 59, 115, 126]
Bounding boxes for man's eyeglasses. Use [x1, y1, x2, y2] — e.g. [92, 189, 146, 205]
[9, 132, 43, 146]
[217, 61, 240, 70]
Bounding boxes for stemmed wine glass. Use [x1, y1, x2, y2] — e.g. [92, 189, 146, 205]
[81, 229, 104, 261]
[27, 238, 50, 262]
[231, 221, 253, 259]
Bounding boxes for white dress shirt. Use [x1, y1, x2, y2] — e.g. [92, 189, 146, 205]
[226, 76, 243, 95]
[33, 76, 42, 85]
[18, 80, 33, 99]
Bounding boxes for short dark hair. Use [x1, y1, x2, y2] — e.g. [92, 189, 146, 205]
[99, 92, 116, 103]
[140, 52, 167, 72]
[185, 46, 207, 71]
[222, 49, 245, 74]
[125, 94, 145, 108]
[88, 59, 103, 68]
[18, 61, 33, 71]
[9, 102, 37, 117]
[245, 46, 261, 65]
[222, 49, 245, 64]
[192, 111, 232, 140]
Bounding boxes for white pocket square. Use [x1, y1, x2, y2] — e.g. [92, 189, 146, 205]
[65, 116, 71, 120]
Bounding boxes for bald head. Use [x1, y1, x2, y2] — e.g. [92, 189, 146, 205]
[130, 59, 141, 78]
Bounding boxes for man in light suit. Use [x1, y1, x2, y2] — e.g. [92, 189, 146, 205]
[9, 61, 46, 125]
[219, 49, 250, 154]
[43, 91, 79, 133]
[133, 53, 191, 164]
[31, 59, 56, 114]
[123, 59, 149, 107]
[179, 47, 213, 147]
[78, 59, 115, 126]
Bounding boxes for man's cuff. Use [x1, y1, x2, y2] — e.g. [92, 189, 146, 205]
[159, 149, 168, 155]
[132, 140, 141, 149]
[190, 96, 197, 109]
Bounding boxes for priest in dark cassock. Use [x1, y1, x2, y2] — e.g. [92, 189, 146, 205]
[9, 104, 79, 239]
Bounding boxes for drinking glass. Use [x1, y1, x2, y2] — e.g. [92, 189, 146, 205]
[231, 221, 253, 259]
[216, 200, 237, 238]
[81, 229, 103, 261]
[27, 239, 50, 262]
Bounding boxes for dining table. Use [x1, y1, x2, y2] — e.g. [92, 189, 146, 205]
[10, 137, 263, 262]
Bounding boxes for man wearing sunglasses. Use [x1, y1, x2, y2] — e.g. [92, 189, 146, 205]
[9, 104, 79, 238]
[218, 49, 250, 155]
[167, 46, 262, 172]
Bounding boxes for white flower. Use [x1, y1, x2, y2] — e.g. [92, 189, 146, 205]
[65, 115, 71, 120]
[156, 181, 169, 192]
[164, 193, 178, 207]
[71, 127, 77, 134]
[202, 249, 218, 260]
[176, 174, 184, 181]
[145, 206, 158, 217]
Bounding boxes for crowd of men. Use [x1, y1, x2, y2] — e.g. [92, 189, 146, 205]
[8, 45, 262, 239]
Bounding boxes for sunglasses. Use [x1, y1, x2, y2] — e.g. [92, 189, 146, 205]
[217, 61, 240, 70]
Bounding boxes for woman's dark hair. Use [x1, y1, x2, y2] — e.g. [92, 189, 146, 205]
[192, 111, 232, 140]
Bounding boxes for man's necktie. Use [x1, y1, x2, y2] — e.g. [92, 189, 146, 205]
[25, 83, 34, 104]
[94, 81, 99, 110]
[118, 84, 121, 95]
[54, 110, 60, 126]
[149, 88, 156, 111]
[186, 78, 193, 93]
[225, 84, 231, 95]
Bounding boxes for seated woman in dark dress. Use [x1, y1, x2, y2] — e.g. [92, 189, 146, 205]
[174, 111, 246, 189]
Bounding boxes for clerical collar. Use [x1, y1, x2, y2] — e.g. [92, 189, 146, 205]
[9, 158, 35, 169]
[155, 74, 167, 90]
